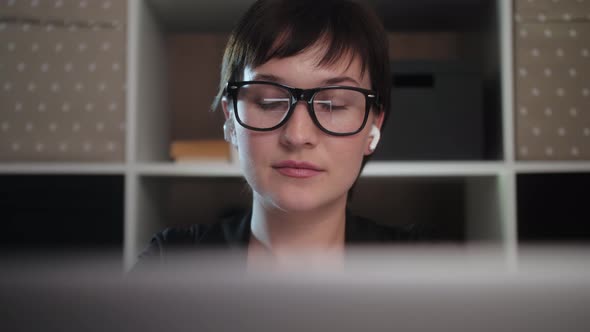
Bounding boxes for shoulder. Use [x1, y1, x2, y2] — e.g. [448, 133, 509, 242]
[135, 224, 206, 264]
[134, 209, 251, 268]
[157, 225, 202, 245]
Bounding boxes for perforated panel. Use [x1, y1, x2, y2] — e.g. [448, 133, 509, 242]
[514, 0, 590, 160]
[0, 0, 126, 161]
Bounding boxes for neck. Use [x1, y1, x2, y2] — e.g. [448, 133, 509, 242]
[248, 193, 347, 266]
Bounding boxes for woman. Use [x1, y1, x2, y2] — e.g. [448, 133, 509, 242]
[139, 0, 417, 269]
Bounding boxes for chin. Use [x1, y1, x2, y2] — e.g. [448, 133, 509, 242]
[267, 185, 345, 214]
[273, 198, 322, 213]
[248, 170, 352, 213]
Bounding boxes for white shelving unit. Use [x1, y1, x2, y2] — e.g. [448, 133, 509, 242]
[121, 0, 521, 269]
[2, 0, 589, 270]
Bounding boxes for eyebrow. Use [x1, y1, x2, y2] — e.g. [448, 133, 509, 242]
[252, 74, 361, 87]
[323, 76, 361, 87]
[253, 74, 284, 83]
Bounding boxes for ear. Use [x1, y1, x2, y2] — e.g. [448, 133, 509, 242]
[374, 110, 385, 131]
[221, 96, 230, 120]
[365, 111, 385, 155]
[221, 97, 238, 147]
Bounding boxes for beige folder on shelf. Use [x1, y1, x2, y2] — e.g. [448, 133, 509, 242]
[170, 140, 233, 162]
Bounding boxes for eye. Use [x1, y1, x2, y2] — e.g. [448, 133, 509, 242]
[257, 98, 289, 111]
[314, 99, 348, 112]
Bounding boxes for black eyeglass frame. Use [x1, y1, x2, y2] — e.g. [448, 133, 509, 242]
[225, 81, 380, 136]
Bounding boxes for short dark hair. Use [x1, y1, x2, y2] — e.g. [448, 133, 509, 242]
[212, 0, 390, 126]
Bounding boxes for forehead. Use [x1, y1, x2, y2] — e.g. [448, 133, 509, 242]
[243, 43, 370, 88]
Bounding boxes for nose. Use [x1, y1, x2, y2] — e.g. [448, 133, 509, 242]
[279, 101, 319, 149]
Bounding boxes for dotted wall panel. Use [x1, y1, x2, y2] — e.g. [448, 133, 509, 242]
[1, 0, 125, 25]
[0, 0, 126, 161]
[514, 0, 590, 160]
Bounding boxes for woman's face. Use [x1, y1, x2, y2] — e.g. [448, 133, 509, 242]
[223, 45, 383, 214]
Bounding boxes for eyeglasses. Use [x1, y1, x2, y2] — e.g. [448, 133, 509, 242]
[225, 81, 380, 136]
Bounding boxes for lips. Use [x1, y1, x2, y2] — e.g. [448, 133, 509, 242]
[272, 160, 324, 178]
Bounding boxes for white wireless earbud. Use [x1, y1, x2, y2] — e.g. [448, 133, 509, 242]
[223, 118, 237, 146]
[369, 124, 380, 151]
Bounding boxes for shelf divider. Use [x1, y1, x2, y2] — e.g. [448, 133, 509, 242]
[0, 163, 127, 174]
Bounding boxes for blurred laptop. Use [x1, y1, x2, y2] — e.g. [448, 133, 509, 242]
[1, 246, 589, 332]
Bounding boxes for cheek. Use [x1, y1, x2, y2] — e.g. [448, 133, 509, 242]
[327, 138, 367, 174]
[236, 129, 256, 162]
[235, 128, 273, 175]
[236, 127, 271, 151]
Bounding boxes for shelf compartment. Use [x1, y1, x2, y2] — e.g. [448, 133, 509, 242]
[130, 174, 505, 260]
[131, 176, 250, 259]
[375, 0, 503, 160]
[131, 0, 503, 162]
[517, 173, 590, 243]
[130, 0, 230, 163]
[351, 175, 504, 243]
[0, 175, 124, 251]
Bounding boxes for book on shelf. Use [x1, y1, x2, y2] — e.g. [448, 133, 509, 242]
[170, 140, 234, 163]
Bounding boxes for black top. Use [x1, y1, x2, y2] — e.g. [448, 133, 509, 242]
[136, 210, 421, 267]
